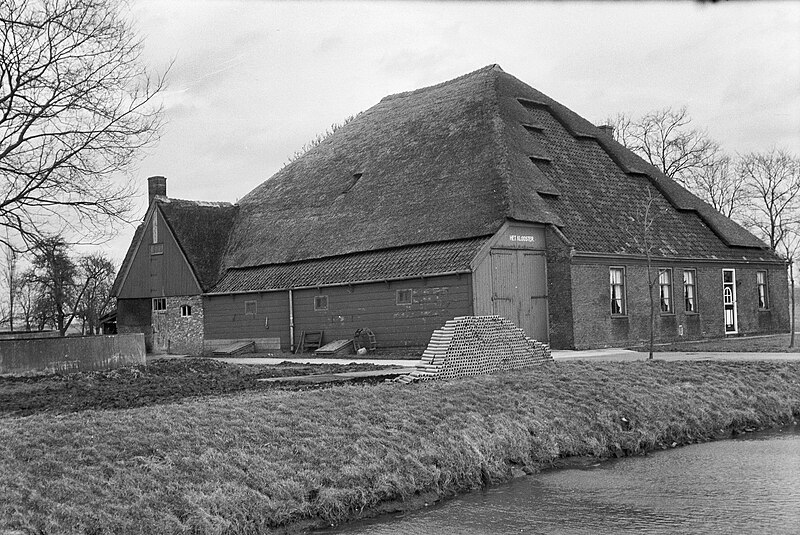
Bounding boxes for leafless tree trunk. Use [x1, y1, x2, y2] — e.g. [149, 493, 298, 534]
[790, 259, 796, 348]
[0, 0, 168, 251]
[625, 186, 665, 359]
[1, 238, 16, 330]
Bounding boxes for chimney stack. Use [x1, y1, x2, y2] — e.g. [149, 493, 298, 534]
[597, 124, 614, 138]
[148, 176, 167, 204]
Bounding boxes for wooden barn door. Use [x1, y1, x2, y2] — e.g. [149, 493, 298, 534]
[521, 251, 548, 342]
[490, 251, 516, 321]
[490, 250, 549, 342]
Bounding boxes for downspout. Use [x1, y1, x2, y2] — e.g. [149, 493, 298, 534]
[288, 289, 295, 353]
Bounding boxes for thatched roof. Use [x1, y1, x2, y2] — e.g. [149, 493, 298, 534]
[158, 199, 238, 291]
[222, 64, 774, 271]
[112, 199, 238, 296]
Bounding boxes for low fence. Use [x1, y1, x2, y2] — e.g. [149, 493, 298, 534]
[0, 333, 146, 376]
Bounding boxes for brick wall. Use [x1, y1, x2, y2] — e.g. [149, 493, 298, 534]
[545, 227, 575, 349]
[570, 260, 789, 349]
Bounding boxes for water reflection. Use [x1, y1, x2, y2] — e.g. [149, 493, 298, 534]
[329, 426, 800, 534]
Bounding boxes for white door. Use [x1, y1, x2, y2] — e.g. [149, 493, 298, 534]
[723, 269, 738, 334]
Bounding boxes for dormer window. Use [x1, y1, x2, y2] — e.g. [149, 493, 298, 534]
[342, 173, 362, 194]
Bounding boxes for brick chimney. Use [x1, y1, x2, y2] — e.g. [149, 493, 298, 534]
[597, 124, 614, 138]
[147, 176, 167, 204]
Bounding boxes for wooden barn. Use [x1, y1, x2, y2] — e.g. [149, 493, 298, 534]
[112, 65, 789, 354]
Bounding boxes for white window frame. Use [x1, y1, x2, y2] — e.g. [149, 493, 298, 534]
[683, 269, 698, 313]
[152, 297, 166, 312]
[180, 304, 192, 317]
[659, 268, 674, 314]
[757, 271, 769, 310]
[610, 267, 627, 316]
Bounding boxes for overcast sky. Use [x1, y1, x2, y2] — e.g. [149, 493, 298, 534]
[103, 0, 800, 263]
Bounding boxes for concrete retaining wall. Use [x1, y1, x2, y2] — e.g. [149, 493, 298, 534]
[0, 334, 146, 376]
[0, 331, 60, 341]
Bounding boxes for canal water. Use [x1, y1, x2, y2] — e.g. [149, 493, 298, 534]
[330, 426, 800, 534]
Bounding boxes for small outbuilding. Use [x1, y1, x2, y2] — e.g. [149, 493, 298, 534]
[112, 65, 788, 354]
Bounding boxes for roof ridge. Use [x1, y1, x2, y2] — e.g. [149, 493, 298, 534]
[160, 197, 234, 208]
[487, 69, 514, 217]
[380, 64, 504, 103]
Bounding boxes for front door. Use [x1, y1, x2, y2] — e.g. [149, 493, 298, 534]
[723, 269, 738, 334]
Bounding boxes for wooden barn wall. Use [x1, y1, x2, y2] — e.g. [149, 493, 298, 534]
[472, 222, 548, 341]
[293, 274, 473, 350]
[117, 208, 201, 298]
[204, 292, 290, 344]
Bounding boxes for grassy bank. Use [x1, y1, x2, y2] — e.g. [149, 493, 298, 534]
[629, 333, 800, 353]
[2, 360, 799, 534]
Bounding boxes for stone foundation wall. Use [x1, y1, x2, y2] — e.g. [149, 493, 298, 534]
[163, 296, 204, 355]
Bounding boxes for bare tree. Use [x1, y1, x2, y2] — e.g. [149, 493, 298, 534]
[625, 186, 669, 359]
[778, 229, 800, 348]
[76, 252, 115, 334]
[0, 0, 167, 251]
[739, 149, 800, 347]
[686, 149, 744, 219]
[0, 238, 16, 329]
[609, 107, 718, 185]
[739, 149, 800, 250]
[28, 236, 77, 334]
[607, 107, 747, 220]
[14, 269, 40, 330]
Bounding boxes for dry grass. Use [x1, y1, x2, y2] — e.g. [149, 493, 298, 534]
[1, 360, 799, 534]
[630, 333, 800, 353]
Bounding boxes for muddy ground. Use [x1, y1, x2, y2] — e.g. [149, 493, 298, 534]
[0, 358, 394, 417]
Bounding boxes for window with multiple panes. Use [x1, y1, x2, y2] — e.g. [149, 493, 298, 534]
[180, 304, 192, 317]
[396, 289, 413, 305]
[152, 297, 166, 312]
[683, 270, 697, 313]
[658, 269, 673, 313]
[244, 300, 257, 315]
[314, 295, 328, 311]
[757, 271, 769, 309]
[610, 267, 626, 315]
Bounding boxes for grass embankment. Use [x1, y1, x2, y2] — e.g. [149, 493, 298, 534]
[2, 360, 800, 534]
[630, 333, 800, 353]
